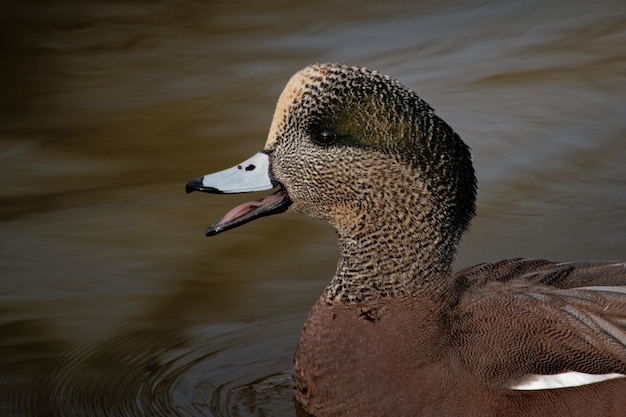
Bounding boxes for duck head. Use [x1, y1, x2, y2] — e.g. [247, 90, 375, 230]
[187, 63, 477, 290]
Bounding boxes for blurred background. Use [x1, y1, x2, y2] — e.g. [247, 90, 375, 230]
[1, 0, 625, 416]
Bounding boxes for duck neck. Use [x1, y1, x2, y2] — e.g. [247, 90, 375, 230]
[323, 211, 459, 304]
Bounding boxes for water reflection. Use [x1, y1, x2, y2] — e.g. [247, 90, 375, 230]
[1, 0, 625, 416]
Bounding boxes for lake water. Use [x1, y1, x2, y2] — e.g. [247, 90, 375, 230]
[1, 1, 626, 416]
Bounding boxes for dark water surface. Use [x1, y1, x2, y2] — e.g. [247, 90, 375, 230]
[2, 1, 626, 416]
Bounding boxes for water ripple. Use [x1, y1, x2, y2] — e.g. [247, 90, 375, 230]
[1, 316, 299, 417]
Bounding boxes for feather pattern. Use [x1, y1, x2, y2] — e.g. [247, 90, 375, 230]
[453, 260, 626, 387]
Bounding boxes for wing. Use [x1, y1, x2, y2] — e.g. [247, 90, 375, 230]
[455, 258, 626, 289]
[451, 259, 626, 387]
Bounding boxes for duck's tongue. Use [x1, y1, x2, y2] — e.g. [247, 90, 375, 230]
[185, 151, 291, 236]
[205, 188, 290, 236]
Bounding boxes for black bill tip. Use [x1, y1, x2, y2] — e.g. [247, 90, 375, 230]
[185, 177, 222, 194]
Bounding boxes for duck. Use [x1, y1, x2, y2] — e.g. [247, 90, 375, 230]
[186, 63, 626, 417]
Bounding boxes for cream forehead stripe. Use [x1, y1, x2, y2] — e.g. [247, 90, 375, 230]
[264, 66, 326, 149]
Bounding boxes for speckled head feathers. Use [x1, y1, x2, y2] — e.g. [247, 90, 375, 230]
[266, 63, 477, 237]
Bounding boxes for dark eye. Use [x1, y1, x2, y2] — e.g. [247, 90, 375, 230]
[313, 129, 337, 146]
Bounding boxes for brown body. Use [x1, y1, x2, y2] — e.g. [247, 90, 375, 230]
[294, 267, 626, 417]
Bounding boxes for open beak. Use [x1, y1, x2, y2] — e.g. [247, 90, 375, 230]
[186, 151, 291, 236]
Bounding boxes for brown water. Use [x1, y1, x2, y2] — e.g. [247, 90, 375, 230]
[1, 0, 626, 416]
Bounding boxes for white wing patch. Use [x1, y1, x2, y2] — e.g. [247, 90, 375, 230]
[508, 372, 625, 390]
[509, 285, 626, 390]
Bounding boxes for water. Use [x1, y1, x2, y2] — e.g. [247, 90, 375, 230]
[1, 0, 626, 415]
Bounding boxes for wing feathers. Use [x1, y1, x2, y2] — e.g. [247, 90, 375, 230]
[508, 372, 625, 390]
[453, 260, 626, 388]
